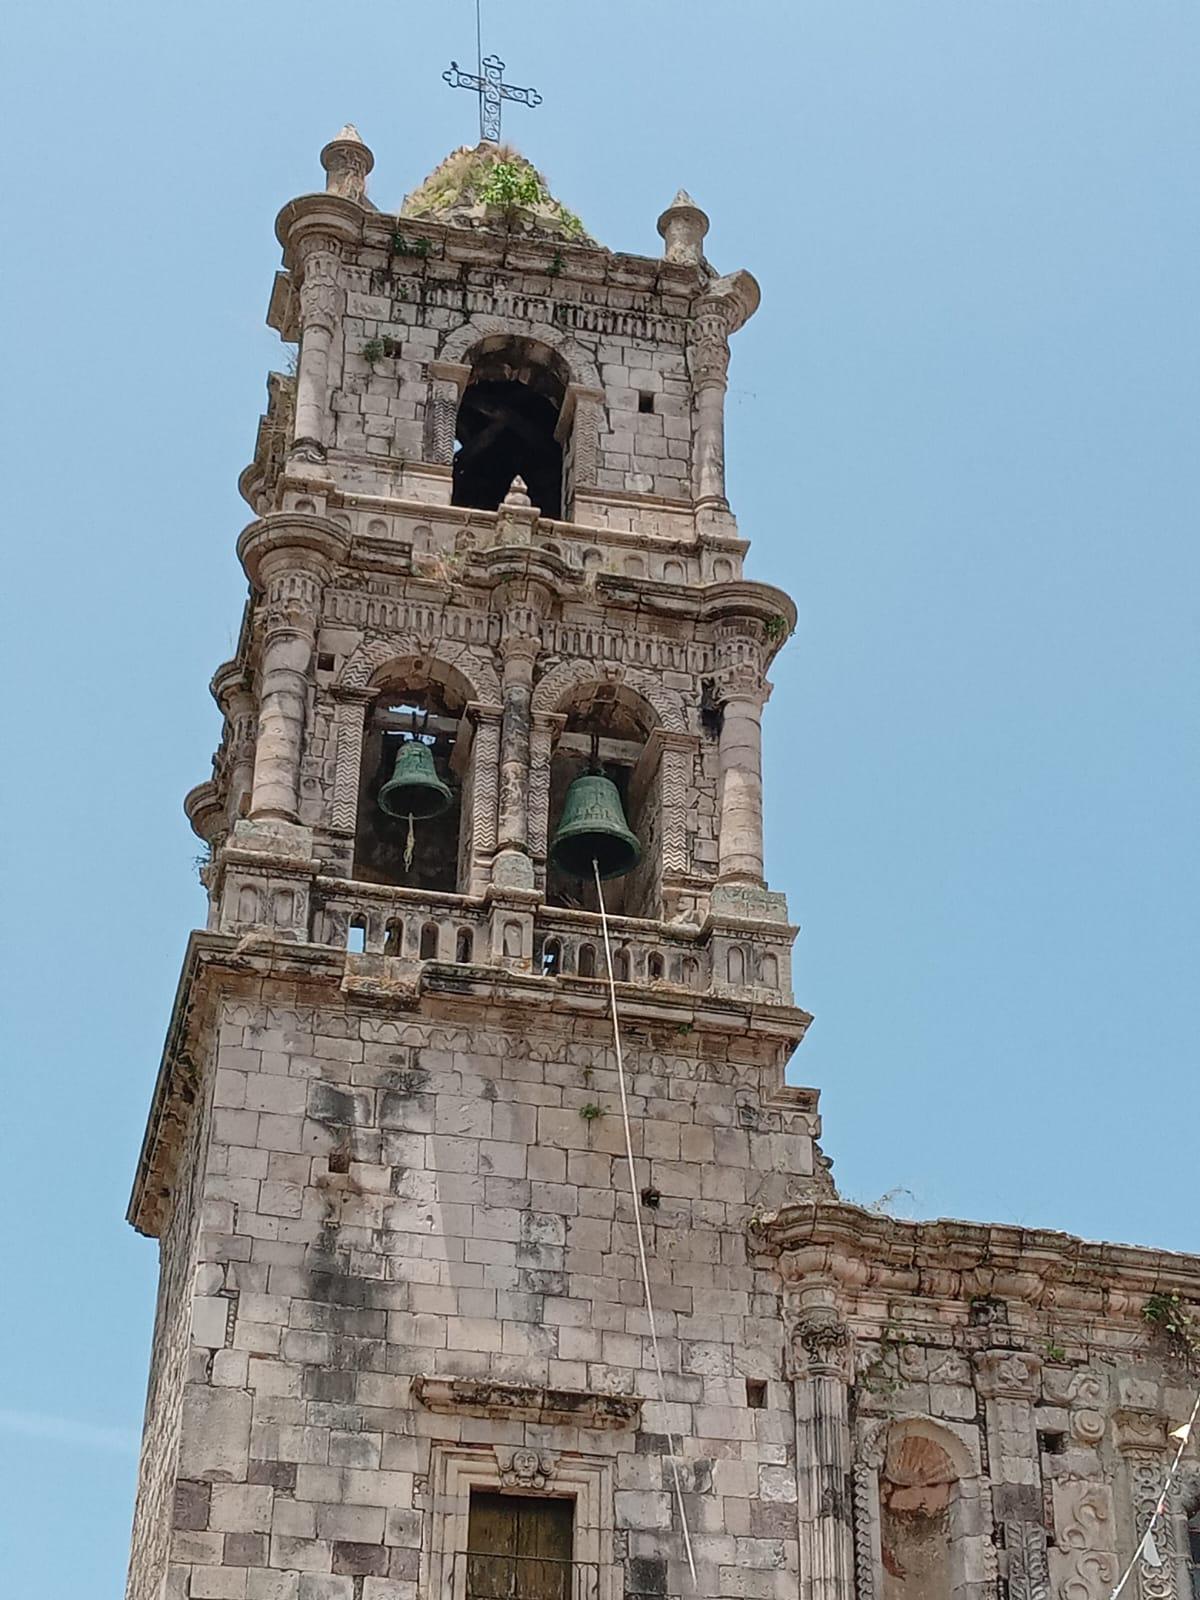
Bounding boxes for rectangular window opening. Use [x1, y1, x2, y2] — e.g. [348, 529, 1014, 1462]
[466, 1490, 574, 1600]
[1037, 1431, 1066, 1456]
[746, 1378, 768, 1409]
[637, 390, 655, 414]
[317, 652, 336, 672]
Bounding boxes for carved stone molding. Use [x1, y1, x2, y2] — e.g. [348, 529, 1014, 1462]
[974, 1349, 1043, 1399]
[412, 1374, 642, 1430]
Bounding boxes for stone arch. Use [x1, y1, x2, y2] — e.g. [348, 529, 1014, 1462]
[877, 1415, 980, 1483]
[337, 636, 501, 708]
[530, 659, 685, 734]
[856, 1415, 990, 1600]
[438, 316, 603, 394]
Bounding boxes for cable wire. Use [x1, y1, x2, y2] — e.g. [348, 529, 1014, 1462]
[593, 860, 698, 1588]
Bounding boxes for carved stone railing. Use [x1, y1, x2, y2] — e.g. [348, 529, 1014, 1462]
[286, 875, 792, 1002]
[532, 905, 709, 991]
[310, 878, 489, 964]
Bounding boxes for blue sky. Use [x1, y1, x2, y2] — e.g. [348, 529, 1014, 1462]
[2, 1, 1196, 1591]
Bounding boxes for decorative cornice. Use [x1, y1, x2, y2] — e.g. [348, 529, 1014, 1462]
[413, 1374, 641, 1430]
[765, 1202, 1200, 1314]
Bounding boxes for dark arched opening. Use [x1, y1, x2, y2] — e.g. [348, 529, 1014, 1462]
[452, 337, 568, 519]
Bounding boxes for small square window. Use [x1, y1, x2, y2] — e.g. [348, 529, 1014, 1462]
[746, 1379, 768, 1409]
[1038, 1430, 1066, 1456]
[637, 391, 655, 414]
[317, 652, 336, 672]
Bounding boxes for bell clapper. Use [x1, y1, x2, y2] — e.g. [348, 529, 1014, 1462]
[404, 813, 415, 872]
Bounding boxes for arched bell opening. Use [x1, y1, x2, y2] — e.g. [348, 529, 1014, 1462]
[451, 336, 569, 519]
[353, 663, 472, 892]
[545, 681, 661, 920]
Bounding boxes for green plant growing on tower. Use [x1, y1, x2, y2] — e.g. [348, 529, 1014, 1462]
[1143, 1294, 1200, 1364]
[480, 161, 545, 211]
[391, 231, 432, 258]
[579, 1103, 604, 1122]
[764, 614, 791, 645]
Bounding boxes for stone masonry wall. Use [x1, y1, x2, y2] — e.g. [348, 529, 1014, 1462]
[126, 1045, 214, 1600]
[158, 987, 818, 1600]
[336, 252, 694, 501]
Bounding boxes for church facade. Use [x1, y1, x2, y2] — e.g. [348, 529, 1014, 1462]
[125, 130, 1200, 1600]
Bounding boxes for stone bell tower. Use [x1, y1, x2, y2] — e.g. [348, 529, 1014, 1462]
[126, 130, 825, 1600]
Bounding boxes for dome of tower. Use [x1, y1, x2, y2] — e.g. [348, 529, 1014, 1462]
[400, 143, 596, 243]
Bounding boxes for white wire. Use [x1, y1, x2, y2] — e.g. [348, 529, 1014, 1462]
[593, 860, 697, 1588]
[1107, 1387, 1200, 1600]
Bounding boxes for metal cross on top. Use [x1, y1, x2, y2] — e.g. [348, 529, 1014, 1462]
[443, 54, 542, 144]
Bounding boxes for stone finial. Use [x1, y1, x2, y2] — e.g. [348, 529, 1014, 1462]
[503, 476, 533, 509]
[320, 124, 375, 202]
[656, 188, 710, 265]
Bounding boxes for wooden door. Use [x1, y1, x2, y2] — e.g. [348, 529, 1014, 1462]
[466, 1491, 574, 1600]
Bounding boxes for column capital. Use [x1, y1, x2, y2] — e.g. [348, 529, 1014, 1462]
[786, 1308, 854, 1383]
[1112, 1407, 1168, 1456]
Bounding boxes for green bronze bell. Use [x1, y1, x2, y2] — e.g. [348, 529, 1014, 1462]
[549, 773, 641, 881]
[378, 739, 453, 820]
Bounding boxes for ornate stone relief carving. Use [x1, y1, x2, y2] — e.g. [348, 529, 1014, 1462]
[1008, 1516, 1053, 1600]
[786, 1308, 854, 1383]
[495, 1447, 557, 1491]
[973, 1348, 1043, 1399]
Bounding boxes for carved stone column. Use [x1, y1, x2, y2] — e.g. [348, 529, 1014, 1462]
[788, 1308, 856, 1600]
[974, 1350, 1052, 1600]
[330, 689, 372, 836]
[292, 234, 342, 461]
[425, 361, 470, 467]
[690, 308, 732, 509]
[1114, 1408, 1182, 1600]
[212, 665, 257, 827]
[249, 552, 327, 822]
[714, 627, 768, 884]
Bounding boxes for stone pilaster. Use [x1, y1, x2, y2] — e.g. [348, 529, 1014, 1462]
[974, 1351, 1052, 1600]
[787, 1308, 856, 1600]
[528, 711, 567, 866]
[425, 361, 471, 467]
[495, 591, 547, 862]
[1114, 1408, 1182, 1600]
[466, 703, 502, 892]
[330, 689, 372, 835]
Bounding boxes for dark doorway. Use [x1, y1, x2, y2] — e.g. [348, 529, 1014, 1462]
[466, 1490, 573, 1600]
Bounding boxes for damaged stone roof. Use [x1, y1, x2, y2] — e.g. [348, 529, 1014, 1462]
[400, 142, 596, 245]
